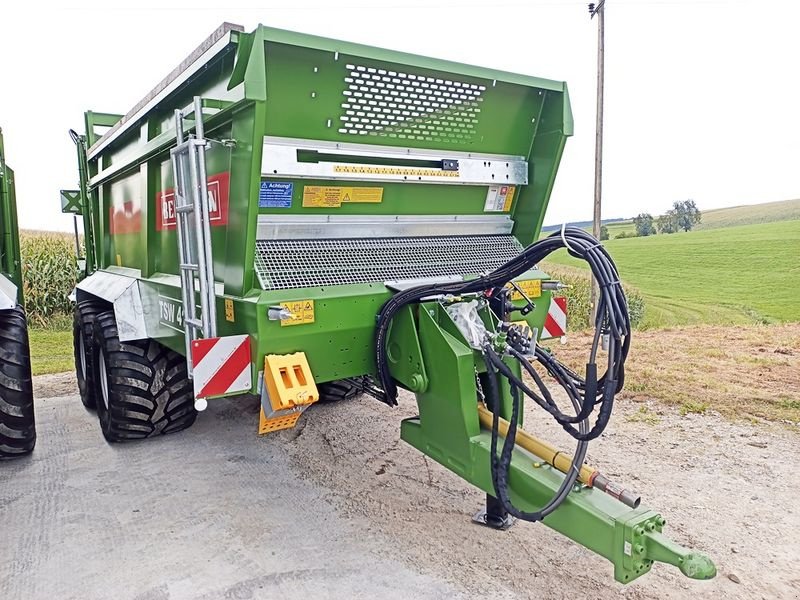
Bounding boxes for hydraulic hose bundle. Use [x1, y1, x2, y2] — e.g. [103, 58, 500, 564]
[375, 227, 631, 520]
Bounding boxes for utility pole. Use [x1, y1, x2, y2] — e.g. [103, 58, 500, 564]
[589, 1, 605, 322]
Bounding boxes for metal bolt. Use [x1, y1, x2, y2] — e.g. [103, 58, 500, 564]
[410, 373, 424, 391]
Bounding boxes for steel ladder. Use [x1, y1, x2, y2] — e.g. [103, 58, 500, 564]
[170, 96, 217, 375]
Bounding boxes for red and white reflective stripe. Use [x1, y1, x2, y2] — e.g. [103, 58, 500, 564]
[542, 296, 567, 339]
[191, 334, 252, 399]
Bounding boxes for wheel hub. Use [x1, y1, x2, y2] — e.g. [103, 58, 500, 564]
[78, 332, 87, 379]
[98, 347, 110, 410]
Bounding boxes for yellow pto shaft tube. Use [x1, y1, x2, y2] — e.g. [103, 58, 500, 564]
[477, 404, 640, 508]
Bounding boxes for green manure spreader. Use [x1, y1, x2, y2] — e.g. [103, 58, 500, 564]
[62, 23, 715, 583]
[0, 127, 35, 459]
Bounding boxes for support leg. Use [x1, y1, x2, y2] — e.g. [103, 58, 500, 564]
[473, 493, 516, 530]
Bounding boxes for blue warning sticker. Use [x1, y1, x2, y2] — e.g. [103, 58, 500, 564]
[259, 181, 293, 208]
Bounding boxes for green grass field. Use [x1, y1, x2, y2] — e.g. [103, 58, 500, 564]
[546, 219, 800, 328]
[604, 220, 635, 238]
[30, 329, 74, 376]
[696, 198, 800, 230]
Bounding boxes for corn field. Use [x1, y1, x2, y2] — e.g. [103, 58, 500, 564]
[20, 231, 78, 327]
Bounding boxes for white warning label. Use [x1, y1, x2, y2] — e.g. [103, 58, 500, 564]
[483, 185, 516, 212]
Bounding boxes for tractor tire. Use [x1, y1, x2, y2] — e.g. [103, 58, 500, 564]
[73, 299, 107, 409]
[0, 306, 35, 459]
[91, 311, 196, 443]
[318, 378, 364, 403]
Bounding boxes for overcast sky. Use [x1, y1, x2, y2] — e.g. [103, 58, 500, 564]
[1, 0, 797, 232]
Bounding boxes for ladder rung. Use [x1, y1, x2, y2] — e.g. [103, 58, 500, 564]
[174, 140, 192, 153]
[172, 110, 216, 351]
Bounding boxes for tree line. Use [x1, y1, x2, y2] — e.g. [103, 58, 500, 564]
[619, 200, 701, 239]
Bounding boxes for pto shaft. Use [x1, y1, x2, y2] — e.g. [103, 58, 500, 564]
[477, 404, 640, 508]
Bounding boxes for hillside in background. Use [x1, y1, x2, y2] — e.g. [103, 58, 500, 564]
[540, 217, 625, 232]
[548, 198, 800, 240]
[546, 219, 800, 328]
[694, 198, 800, 230]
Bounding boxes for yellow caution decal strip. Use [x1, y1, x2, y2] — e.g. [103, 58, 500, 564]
[278, 300, 315, 326]
[333, 165, 459, 178]
[302, 185, 384, 207]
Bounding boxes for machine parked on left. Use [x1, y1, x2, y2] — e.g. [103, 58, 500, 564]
[0, 127, 35, 459]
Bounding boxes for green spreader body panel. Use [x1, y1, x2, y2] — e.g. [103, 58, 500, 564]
[0, 127, 23, 307]
[69, 23, 573, 385]
[66, 24, 717, 585]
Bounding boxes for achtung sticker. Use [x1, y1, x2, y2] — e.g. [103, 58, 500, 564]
[484, 185, 516, 212]
[302, 186, 384, 207]
[279, 300, 315, 326]
[508, 279, 542, 300]
[225, 298, 235, 323]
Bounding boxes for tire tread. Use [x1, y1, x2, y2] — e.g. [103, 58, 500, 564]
[317, 378, 364, 403]
[0, 306, 35, 459]
[92, 311, 196, 442]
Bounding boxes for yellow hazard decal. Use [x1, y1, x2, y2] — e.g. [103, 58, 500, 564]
[303, 187, 343, 208]
[302, 186, 384, 207]
[279, 300, 315, 326]
[333, 165, 459, 178]
[225, 298, 235, 322]
[503, 186, 516, 211]
[343, 187, 384, 203]
[508, 279, 542, 300]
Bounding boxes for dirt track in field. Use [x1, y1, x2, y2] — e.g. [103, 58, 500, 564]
[556, 323, 800, 424]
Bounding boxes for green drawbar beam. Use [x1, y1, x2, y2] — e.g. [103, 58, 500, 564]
[392, 302, 716, 584]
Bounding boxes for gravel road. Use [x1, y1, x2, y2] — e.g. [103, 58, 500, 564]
[0, 372, 797, 599]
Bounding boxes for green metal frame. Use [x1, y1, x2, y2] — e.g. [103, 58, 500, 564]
[0, 127, 23, 302]
[67, 24, 573, 382]
[63, 24, 717, 585]
[392, 301, 716, 583]
[84, 111, 123, 148]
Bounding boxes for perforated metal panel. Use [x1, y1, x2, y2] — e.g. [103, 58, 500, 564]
[339, 64, 485, 144]
[254, 235, 523, 290]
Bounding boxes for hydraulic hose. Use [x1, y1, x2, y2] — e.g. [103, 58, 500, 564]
[374, 227, 632, 519]
[375, 227, 630, 425]
[483, 344, 589, 522]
